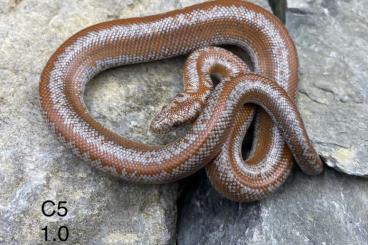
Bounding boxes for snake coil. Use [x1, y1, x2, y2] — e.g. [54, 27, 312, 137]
[39, 0, 323, 202]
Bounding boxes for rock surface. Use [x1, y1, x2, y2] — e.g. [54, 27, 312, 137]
[177, 169, 368, 244]
[0, 0, 184, 244]
[289, 0, 368, 176]
[177, 0, 368, 244]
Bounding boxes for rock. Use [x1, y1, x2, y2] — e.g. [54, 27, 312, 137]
[177, 169, 368, 244]
[287, 0, 312, 9]
[288, 0, 368, 176]
[177, 0, 368, 244]
[0, 0, 187, 244]
[268, 0, 287, 22]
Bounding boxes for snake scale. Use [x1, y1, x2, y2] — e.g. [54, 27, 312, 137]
[39, 0, 323, 202]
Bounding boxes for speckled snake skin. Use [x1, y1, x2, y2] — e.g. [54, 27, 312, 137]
[39, 0, 323, 202]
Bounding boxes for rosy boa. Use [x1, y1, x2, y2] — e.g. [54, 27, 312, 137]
[39, 0, 323, 202]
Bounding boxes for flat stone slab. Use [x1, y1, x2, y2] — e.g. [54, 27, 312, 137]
[289, 0, 368, 176]
[177, 168, 368, 244]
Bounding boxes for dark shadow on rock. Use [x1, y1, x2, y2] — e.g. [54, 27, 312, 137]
[176, 169, 261, 245]
[268, 0, 287, 23]
[176, 166, 368, 244]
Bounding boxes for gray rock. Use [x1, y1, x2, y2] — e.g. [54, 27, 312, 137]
[177, 169, 368, 245]
[0, 0, 186, 244]
[288, 0, 368, 176]
[268, 0, 287, 22]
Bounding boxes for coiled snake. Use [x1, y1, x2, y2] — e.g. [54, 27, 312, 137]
[39, 0, 323, 202]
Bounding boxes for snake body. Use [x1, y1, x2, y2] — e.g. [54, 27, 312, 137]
[39, 0, 323, 202]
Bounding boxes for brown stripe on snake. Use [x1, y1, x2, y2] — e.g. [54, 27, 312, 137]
[39, 0, 323, 202]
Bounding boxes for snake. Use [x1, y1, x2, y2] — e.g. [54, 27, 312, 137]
[39, 0, 323, 202]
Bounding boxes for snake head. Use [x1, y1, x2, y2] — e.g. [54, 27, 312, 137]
[150, 93, 203, 134]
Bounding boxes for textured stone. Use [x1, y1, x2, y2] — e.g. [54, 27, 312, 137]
[177, 169, 368, 244]
[288, 0, 368, 176]
[0, 0, 186, 244]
